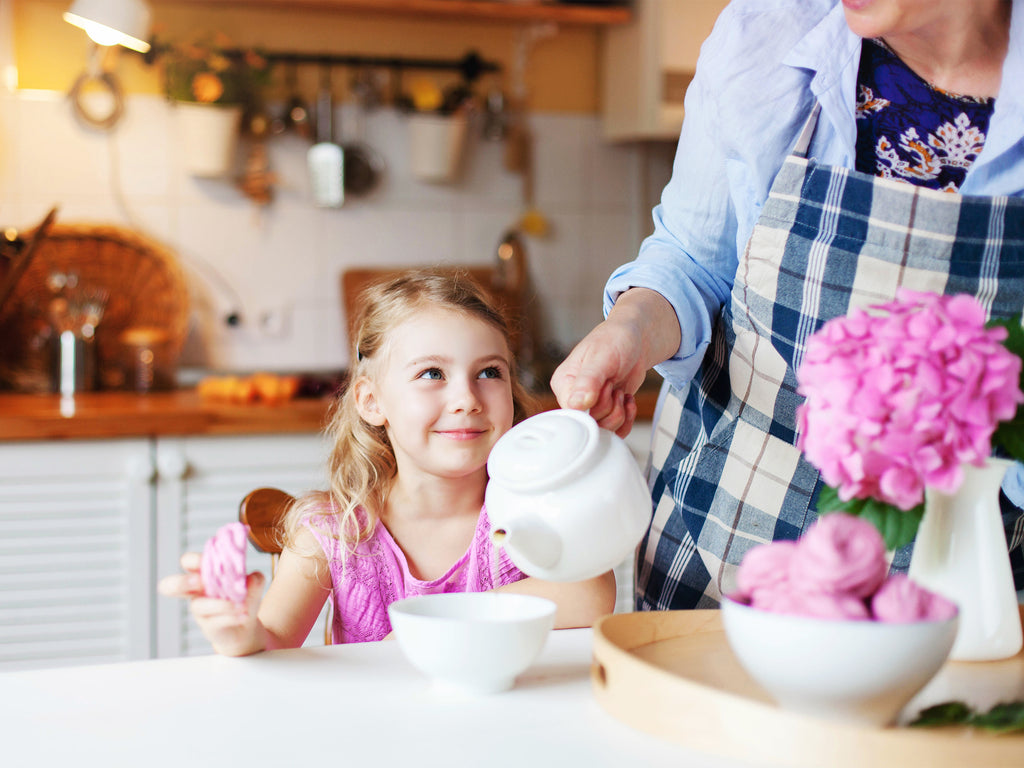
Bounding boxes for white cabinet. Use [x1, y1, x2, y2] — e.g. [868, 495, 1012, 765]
[0, 438, 154, 671]
[0, 433, 328, 671]
[601, 0, 728, 141]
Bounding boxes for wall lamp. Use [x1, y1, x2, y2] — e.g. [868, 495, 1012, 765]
[63, 0, 151, 54]
[63, 0, 152, 130]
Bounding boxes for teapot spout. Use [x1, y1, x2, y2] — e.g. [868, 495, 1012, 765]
[491, 519, 562, 574]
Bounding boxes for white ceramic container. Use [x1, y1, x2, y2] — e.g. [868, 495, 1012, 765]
[485, 409, 651, 582]
[388, 592, 556, 695]
[721, 597, 959, 727]
[910, 458, 1023, 661]
[174, 102, 242, 178]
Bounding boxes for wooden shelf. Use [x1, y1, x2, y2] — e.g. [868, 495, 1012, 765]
[156, 0, 632, 25]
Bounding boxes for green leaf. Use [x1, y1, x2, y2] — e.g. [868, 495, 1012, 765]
[909, 700, 1024, 733]
[970, 701, 1024, 734]
[815, 483, 845, 512]
[815, 485, 924, 550]
[992, 415, 1024, 465]
[909, 701, 975, 728]
[988, 316, 1024, 360]
[987, 316, 1024, 463]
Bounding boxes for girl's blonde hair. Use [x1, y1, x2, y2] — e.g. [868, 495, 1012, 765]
[283, 267, 538, 551]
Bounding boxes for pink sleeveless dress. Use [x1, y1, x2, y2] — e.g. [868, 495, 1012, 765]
[303, 505, 526, 643]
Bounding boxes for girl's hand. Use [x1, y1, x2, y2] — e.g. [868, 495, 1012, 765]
[157, 552, 268, 656]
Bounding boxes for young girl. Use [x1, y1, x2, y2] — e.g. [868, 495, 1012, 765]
[159, 269, 616, 655]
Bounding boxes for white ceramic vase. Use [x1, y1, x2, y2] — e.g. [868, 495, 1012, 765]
[909, 458, 1023, 662]
[174, 102, 243, 178]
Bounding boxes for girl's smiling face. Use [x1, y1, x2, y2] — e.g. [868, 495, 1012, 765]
[355, 306, 515, 485]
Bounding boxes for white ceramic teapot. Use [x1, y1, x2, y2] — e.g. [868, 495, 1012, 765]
[485, 409, 652, 582]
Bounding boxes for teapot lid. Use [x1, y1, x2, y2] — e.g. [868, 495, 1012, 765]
[487, 408, 601, 492]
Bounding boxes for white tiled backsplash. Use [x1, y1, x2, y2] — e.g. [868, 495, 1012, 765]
[0, 88, 676, 375]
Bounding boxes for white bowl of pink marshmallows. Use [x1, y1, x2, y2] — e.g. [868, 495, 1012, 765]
[722, 513, 958, 727]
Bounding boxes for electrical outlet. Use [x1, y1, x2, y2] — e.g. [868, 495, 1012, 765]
[258, 307, 290, 337]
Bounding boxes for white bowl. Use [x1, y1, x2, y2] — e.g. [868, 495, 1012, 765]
[721, 597, 958, 727]
[388, 593, 557, 694]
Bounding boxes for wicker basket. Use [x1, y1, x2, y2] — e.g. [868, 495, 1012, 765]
[0, 222, 190, 392]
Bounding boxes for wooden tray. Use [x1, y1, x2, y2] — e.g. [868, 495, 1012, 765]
[592, 608, 1023, 768]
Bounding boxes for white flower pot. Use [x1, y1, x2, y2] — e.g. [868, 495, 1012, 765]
[408, 112, 468, 183]
[174, 102, 243, 178]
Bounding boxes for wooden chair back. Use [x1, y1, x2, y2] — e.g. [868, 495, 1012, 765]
[238, 487, 333, 645]
[238, 487, 295, 575]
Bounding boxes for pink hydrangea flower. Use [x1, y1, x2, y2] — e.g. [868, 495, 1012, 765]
[796, 290, 1023, 510]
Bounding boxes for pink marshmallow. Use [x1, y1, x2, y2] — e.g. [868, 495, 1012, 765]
[871, 574, 958, 623]
[734, 540, 797, 601]
[201, 522, 249, 604]
[750, 585, 871, 620]
[789, 514, 888, 599]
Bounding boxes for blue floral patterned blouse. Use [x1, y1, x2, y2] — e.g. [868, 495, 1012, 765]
[855, 38, 995, 192]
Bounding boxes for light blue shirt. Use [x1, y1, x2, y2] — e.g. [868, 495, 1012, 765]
[605, 0, 1024, 496]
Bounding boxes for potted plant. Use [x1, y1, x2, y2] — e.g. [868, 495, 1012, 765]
[796, 289, 1024, 660]
[403, 74, 472, 184]
[156, 33, 271, 178]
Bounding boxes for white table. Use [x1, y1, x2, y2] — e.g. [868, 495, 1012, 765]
[0, 628, 759, 768]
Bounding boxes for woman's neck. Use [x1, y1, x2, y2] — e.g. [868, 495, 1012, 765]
[882, 0, 1011, 98]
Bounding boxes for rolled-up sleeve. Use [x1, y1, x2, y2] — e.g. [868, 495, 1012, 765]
[604, 8, 742, 389]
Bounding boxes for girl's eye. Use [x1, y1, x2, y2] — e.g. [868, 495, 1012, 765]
[478, 366, 503, 380]
[418, 368, 444, 381]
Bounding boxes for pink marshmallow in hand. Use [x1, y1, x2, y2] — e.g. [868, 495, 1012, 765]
[871, 574, 958, 623]
[201, 522, 249, 604]
[789, 513, 888, 599]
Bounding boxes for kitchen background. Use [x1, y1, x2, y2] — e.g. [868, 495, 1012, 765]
[0, 1, 727, 669]
[0, 0, 689, 381]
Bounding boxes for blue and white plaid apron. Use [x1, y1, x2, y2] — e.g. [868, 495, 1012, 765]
[637, 104, 1024, 611]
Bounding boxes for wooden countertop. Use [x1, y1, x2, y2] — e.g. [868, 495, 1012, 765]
[0, 386, 662, 442]
[0, 391, 334, 441]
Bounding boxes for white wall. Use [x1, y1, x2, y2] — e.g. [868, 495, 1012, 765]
[0, 87, 676, 376]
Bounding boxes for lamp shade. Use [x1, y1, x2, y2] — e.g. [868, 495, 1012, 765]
[63, 0, 151, 53]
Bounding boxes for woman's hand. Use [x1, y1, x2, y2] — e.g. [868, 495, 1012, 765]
[551, 288, 680, 437]
[157, 552, 268, 656]
[551, 323, 642, 437]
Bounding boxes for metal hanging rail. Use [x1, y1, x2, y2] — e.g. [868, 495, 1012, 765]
[143, 46, 500, 83]
[263, 50, 498, 81]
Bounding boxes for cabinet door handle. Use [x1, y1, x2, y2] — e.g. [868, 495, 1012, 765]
[156, 450, 189, 480]
[126, 456, 157, 483]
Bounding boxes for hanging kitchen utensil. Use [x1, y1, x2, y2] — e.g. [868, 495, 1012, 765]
[0, 206, 58, 321]
[308, 64, 344, 208]
[284, 61, 312, 139]
[342, 72, 385, 196]
[238, 113, 276, 206]
[482, 88, 508, 141]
